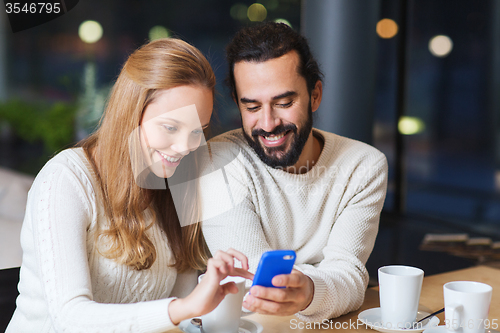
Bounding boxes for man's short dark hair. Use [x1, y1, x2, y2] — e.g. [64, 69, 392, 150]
[226, 22, 323, 101]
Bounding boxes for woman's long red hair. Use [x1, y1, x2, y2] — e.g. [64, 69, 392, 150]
[80, 38, 214, 271]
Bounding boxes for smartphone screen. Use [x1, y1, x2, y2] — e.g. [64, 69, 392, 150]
[251, 250, 296, 288]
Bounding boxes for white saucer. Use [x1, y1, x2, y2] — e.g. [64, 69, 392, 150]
[423, 325, 500, 333]
[179, 318, 263, 333]
[358, 307, 440, 333]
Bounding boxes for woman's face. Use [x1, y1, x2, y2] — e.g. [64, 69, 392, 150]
[139, 85, 213, 179]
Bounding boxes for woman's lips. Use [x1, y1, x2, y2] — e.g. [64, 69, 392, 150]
[156, 150, 181, 167]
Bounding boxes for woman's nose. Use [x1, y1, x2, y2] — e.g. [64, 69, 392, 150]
[170, 134, 200, 155]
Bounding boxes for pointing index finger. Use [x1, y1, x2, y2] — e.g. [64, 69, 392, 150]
[233, 267, 254, 280]
[225, 248, 250, 270]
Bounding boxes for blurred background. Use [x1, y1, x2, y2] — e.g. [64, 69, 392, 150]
[1, 0, 500, 326]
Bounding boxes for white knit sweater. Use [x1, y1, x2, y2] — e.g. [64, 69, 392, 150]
[200, 128, 388, 322]
[6, 148, 197, 333]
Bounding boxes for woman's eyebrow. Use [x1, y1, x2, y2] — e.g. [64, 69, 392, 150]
[156, 117, 208, 128]
[157, 117, 183, 125]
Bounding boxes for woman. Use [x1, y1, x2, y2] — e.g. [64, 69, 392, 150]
[7, 38, 252, 332]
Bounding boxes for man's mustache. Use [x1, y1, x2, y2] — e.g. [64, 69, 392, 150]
[251, 124, 297, 137]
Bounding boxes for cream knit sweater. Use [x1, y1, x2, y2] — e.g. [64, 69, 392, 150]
[200, 129, 388, 322]
[7, 148, 197, 333]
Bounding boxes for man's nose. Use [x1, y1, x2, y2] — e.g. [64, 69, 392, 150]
[258, 105, 281, 133]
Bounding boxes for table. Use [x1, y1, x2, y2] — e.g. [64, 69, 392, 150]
[167, 265, 500, 332]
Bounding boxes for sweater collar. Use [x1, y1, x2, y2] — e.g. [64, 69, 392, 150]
[255, 128, 335, 181]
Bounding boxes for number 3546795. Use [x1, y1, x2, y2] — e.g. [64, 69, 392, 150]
[5, 3, 61, 14]
[445, 319, 498, 330]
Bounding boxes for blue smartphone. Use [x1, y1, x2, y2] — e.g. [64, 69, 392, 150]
[251, 250, 296, 288]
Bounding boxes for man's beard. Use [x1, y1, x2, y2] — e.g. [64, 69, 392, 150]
[242, 105, 313, 168]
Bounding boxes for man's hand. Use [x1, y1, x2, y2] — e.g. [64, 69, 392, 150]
[242, 269, 314, 316]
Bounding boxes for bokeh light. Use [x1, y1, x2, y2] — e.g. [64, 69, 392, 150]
[429, 35, 453, 57]
[398, 116, 426, 135]
[247, 3, 267, 22]
[149, 26, 170, 41]
[376, 19, 398, 39]
[264, 0, 279, 10]
[230, 3, 248, 21]
[78, 20, 103, 44]
[274, 18, 292, 28]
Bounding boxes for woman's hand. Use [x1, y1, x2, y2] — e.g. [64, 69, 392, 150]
[168, 248, 254, 325]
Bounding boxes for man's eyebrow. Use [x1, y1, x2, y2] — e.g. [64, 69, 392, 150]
[272, 91, 297, 100]
[240, 97, 258, 104]
[240, 91, 298, 104]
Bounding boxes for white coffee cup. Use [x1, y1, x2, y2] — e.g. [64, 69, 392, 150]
[199, 275, 246, 333]
[378, 265, 424, 329]
[444, 281, 492, 333]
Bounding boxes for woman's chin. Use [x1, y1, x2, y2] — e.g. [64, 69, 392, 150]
[150, 165, 176, 179]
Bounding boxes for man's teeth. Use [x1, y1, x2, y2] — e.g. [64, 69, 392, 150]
[158, 151, 180, 163]
[264, 132, 285, 141]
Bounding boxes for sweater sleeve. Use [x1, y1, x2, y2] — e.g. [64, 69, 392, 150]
[200, 138, 388, 321]
[30, 161, 177, 333]
[295, 155, 388, 321]
[200, 148, 273, 274]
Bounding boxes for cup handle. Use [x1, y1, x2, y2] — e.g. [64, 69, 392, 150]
[241, 307, 254, 317]
[448, 303, 463, 331]
[241, 292, 255, 317]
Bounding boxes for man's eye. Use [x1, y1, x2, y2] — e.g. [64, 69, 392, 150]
[277, 101, 293, 108]
[246, 106, 260, 112]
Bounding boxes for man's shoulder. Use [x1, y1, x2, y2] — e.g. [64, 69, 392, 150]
[207, 129, 259, 163]
[316, 129, 387, 166]
[209, 128, 246, 145]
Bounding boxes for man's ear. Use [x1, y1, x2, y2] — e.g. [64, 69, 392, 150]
[310, 81, 322, 113]
[232, 92, 238, 106]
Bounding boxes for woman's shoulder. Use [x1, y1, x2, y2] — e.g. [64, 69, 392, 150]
[47, 147, 90, 168]
[24, 148, 99, 231]
[32, 148, 98, 199]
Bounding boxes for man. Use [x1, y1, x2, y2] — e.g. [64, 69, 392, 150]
[199, 22, 388, 321]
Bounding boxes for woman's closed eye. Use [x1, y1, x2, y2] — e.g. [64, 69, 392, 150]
[192, 128, 203, 135]
[163, 125, 177, 132]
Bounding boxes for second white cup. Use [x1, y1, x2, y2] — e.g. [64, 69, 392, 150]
[378, 265, 424, 329]
[444, 281, 492, 333]
[199, 275, 246, 333]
